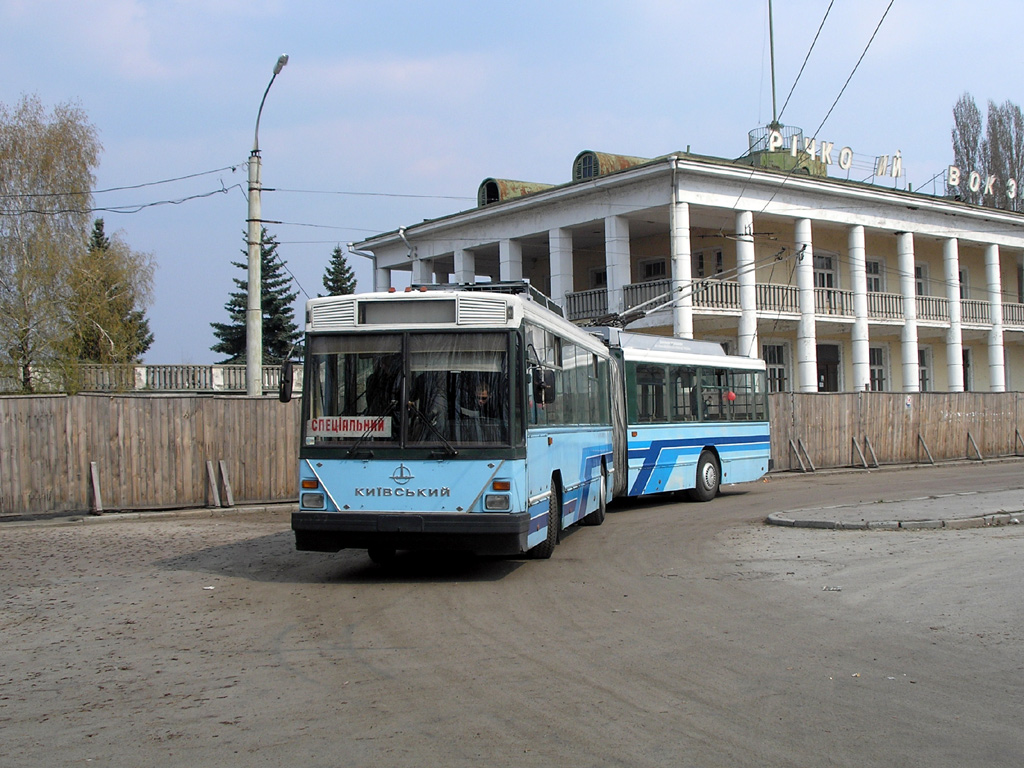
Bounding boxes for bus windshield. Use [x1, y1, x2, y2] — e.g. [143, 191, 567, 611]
[305, 331, 512, 448]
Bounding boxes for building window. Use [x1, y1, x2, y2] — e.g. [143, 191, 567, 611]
[762, 344, 787, 392]
[959, 268, 969, 299]
[962, 348, 972, 391]
[590, 267, 607, 289]
[694, 249, 723, 278]
[814, 253, 837, 289]
[918, 348, 931, 392]
[915, 264, 928, 296]
[869, 347, 886, 391]
[640, 258, 667, 282]
[866, 260, 883, 292]
[574, 153, 599, 181]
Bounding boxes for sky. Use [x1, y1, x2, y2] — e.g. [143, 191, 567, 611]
[2, 0, 1022, 364]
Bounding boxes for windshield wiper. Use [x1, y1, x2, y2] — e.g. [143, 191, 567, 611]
[406, 400, 459, 457]
[345, 398, 399, 458]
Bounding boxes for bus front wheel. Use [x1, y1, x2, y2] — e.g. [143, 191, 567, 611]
[689, 451, 720, 502]
[581, 464, 607, 527]
[529, 479, 561, 559]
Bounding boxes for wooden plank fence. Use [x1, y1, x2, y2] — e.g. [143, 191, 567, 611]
[769, 392, 1024, 471]
[1, 394, 300, 517]
[2, 392, 1022, 517]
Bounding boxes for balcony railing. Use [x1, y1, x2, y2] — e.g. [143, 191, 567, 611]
[916, 295, 949, 322]
[757, 283, 799, 314]
[565, 287, 608, 321]
[1004, 302, 1024, 328]
[867, 291, 903, 320]
[814, 287, 854, 317]
[692, 279, 740, 310]
[564, 281, 1024, 330]
[0, 364, 297, 394]
[961, 299, 992, 325]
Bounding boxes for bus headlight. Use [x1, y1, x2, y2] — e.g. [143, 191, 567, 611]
[301, 492, 325, 509]
[484, 494, 510, 511]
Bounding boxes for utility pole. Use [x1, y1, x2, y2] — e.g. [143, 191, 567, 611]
[246, 53, 289, 397]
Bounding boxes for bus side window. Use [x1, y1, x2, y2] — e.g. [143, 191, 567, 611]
[636, 364, 667, 423]
[671, 365, 699, 422]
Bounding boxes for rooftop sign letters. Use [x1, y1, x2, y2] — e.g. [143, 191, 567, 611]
[767, 130, 903, 178]
[947, 166, 1017, 200]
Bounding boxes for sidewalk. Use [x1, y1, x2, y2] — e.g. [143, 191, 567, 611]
[767, 488, 1024, 530]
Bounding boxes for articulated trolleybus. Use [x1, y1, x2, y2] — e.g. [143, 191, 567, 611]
[285, 283, 769, 562]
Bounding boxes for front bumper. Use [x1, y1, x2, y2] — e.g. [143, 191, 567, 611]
[292, 510, 531, 555]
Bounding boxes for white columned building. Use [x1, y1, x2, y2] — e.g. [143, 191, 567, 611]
[356, 148, 1024, 395]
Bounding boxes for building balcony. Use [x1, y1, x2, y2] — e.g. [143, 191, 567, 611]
[565, 280, 1024, 332]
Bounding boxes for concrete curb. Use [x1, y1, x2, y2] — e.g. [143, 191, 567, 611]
[767, 510, 1024, 531]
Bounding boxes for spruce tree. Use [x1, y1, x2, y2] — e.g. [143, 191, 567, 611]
[66, 218, 155, 365]
[210, 229, 301, 364]
[321, 244, 357, 296]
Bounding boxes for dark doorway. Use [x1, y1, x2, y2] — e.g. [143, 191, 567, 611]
[817, 344, 840, 392]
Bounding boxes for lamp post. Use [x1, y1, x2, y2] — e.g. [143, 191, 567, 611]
[246, 53, 289, 397]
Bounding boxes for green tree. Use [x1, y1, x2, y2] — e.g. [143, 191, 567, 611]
[64, 219, 155, 365]
[321, 244, 357, 296]
[0, 94, 100, 391]
[210, 229, 301, 364]
[950, 92, 1024, 211]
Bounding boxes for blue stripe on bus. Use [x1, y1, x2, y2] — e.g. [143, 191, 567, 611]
[628, 433, 769, 495]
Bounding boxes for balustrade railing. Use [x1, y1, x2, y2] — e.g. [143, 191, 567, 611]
[1004, 302, 1024, 328]
[756, 283, 799, 313]
[814, 288, 854, 317]
[1, 364, 294, 394]
[916, 295, 949, 322]
[960, 299, 992, 325]
[692, 279, 740, 310]
[866, 291, 903, 320]
[564, 287, 608, 320]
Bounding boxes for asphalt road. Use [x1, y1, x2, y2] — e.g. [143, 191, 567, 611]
[1, 461, 1022, 767]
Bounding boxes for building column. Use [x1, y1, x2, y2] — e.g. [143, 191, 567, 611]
[454, 248, 475, 284]
[795, 218, 818, 392]
[605, 215, 631, 316]
[896, 232, 919, 391]
[499, 239, 522, 282]
[411, 258, 431, 284]
[736, 211, 758, 358]
[943, 238, 965, 391]
[374, 266, 391, 292]
[670, 189, 694, 339]
[549, 228, 574, 306]
[849, 225, 870, 390]
[985, 243, 1006, 391]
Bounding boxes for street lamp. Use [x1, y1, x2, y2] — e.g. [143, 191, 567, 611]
[246, 53, 289, 397]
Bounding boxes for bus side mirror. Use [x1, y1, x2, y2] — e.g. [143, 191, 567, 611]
[278, 361, 294, 403]
[532, 368, 556, 404]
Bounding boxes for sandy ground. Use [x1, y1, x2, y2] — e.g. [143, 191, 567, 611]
[1, 462, 1022, 767]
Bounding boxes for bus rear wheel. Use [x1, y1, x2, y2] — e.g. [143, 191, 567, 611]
[529, 479, 561, 559]
[688, 450, 720, 502]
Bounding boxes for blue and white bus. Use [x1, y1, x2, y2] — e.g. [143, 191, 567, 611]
[283, 284, 769, 562]
[600, 328, 770, 503]
[285, 284, 613, 562]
